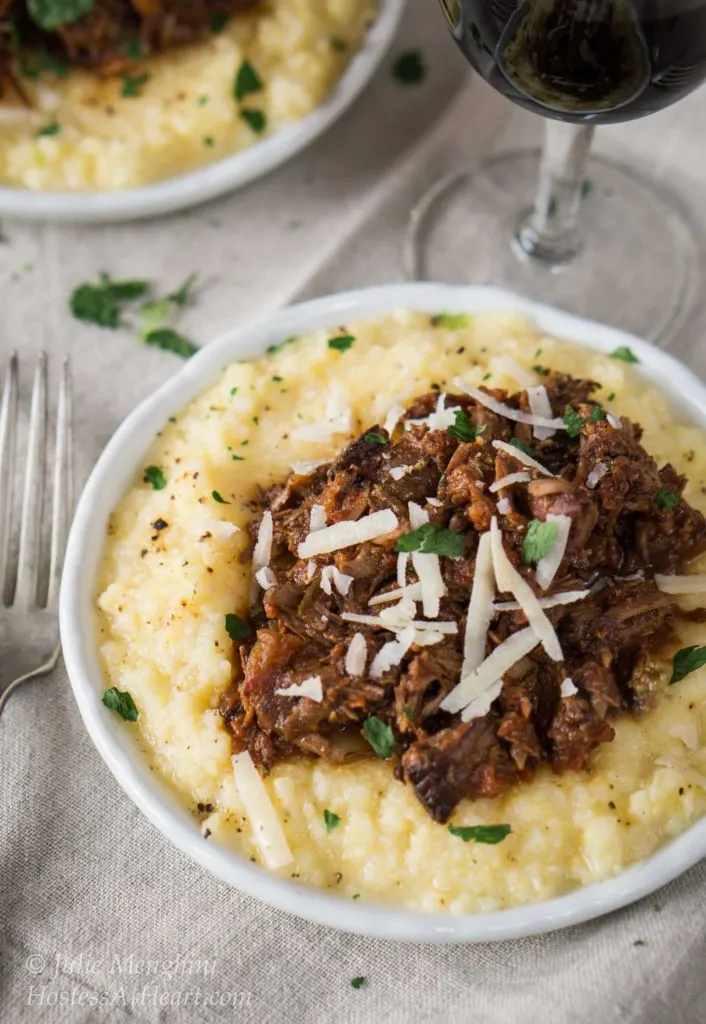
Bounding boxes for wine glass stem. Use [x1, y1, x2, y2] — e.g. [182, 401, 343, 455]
[515, 121, 595, 266]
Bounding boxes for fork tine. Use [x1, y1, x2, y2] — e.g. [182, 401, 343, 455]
[14, 352, 48, 609]
[46, 357, 73, 609]
[0, 352, 19, 602]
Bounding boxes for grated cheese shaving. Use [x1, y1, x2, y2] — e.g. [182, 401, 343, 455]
[586, 461, 609, 489]
[406, 392, 458, 431]
[560, 677, 578, 697]
[253, 510, 273, 571]
[427, 497, 443, 507]
[408, 501, 445, 618]
[345, 632, 368, 676]
[389, 465, 413, 481]
[460, 530, 495, 679]
[461, 679, 504, 722]
[397, 552, 409, 587]
[497, 498, 511, 515]
[232, 752, 293, 870]
[320, 565, 353, 596]
[606, 413, 622, 430]
[342, 611, 458, 634]
[490, 517, 563, 661]
[441, 626, 539, 716]
[494, 589, 590, 611]
[309, 504, 327, 533]
[489, 355, 537, 389]
[291, 384, 352, 442]
[535, 513, 572, 591]
[527, 385, 556, 440]
[655, 574, 706, 594]
[384, 403, 406, 435]
[298, 509, 398, 558]
[305, 560, 316, 581]
[274, 675, 323, 702]
[454, 377, 565, 430]
[370, 627, 416, 678]
[255, 566, 276, 590]
[369, 582, 422, 606]
[290, 459, 329, 475]
[489, 471, 531, 493]
[492, 439, 555, 478]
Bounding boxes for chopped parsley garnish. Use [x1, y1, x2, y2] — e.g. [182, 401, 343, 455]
[272, 375, 283, 382]
[563, 404, 584, 437]
[522, 519, 558, 564]
[670, 645, 706, 684]
[266, 336, 296, 355]
[323, 809, 341, 833]
[19, 50, 71, 79]
[532, 365, 546, 374]
[402, 705, 414, 721]
[396, 522, 464, 557]
[121, 71, 150, 98]
[330, 36, 347, 52]
[143, 465, 166, 490]
[123, 40, 143, 59]
[588, 406, 606, 423]
[581, 179, 592, 199]
[509, 437, 534, 456]
[37, 121, 60, 137]
[210, 11, 229, 32]
[203, 136, 215, 148]
[230, 387, 238, 396]
[27, 0, 94, 30]
[240, 108, 266, 134]
[197, 95, 209, 106]
[656, 487, 679, 509]
[362, 716, 395, 758]
[482, 372, 492, 381]
[328, 334, 356, 352]
[234, 60, 263, 102]
[611, 345, 639, 364]
[168, 272, 198, 307]
[212, 490, 230, 504]
[70, 273, 148, 328]
[447, 823, 511, 844]
[607, 392, 615, 402]
[350, 977, 366, 990]
[432, 311, 470, 329]
[231, 454, 245, 461]
[144, 329, 198, 359]
[139, 274, 198, 340]
[392, 50, 426, 85]
[364, 432, 388, 445]
[102, 686, 138, 722]
[448, 409, 486, 444]
[225, 614, 252, 642]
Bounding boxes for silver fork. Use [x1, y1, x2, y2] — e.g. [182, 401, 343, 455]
[0, 352, 73, 720]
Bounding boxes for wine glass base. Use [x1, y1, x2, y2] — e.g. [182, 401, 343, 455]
[403, 150, 698, 344]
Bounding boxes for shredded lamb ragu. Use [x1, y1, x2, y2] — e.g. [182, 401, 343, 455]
[220, 373, 706, 824]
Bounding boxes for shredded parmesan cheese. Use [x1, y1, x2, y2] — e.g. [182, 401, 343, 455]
[397, 552, 409, 587]
[320, 565, 353, 596]
[527, 385, 556, 441]
[408, 501, 428, 529]
[255, 567, 276, 590]
[342, 611, 457, 634]
[290, 459, 329, 475]
[461, 679, 504, 722]
[490, 518, 563, 661]
[460, 530, 495, 679]
[497, 498, 511, 515]
[407, 501, 445, 618]
[489, 471, 531, 493]
[370, 627, 415, 678]
[490, 355, 537, 389]
[427, 497, 443, 507]
[291, 385, 352, 442]
[454, 377, 565, 430]
[441, 626, 539, 715]
[253, 510, 273, 571]
[606, 413, 622, 430]
[309, 504, 327, 532]
[655, 574, 706, 594]
[560, 677, 578, 697]
[369, 582, 422, 606]
[383, 403, 406, 435]
[535, 513, 572, 591]
[274, 675, 324, 701]
[406, 392, 458, 431]
[232, 753, 293, 870]
[305, 560, 316, 580]
[298, 509, 398, 558]
[586, 462, 609, 489]
[389, 465, 413, 481]
[494, 589, 590, 611]
[492, 439, 555, 477]
[345, 632, 368, 676]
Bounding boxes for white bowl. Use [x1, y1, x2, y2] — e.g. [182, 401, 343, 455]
[0, 0, 404, 224]
[60, 283, 706, 942]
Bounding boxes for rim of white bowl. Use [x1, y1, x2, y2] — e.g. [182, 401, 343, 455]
[0, 0, 405, 224]
[60, 283, 706, 942]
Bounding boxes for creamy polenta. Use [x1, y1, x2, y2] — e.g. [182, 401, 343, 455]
[97, 310, 706, 913]
[0, 0, 375, 191]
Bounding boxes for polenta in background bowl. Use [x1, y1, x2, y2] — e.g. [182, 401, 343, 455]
[60, 283, 706, 942]
[0, 0, 404, 222]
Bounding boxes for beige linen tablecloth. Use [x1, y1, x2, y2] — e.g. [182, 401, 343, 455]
[3, 3, 706, 1020]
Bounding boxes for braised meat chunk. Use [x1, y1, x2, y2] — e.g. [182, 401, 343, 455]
[220, 372, 706, 823]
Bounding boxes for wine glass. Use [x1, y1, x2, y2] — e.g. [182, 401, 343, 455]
[405, 0, 706, 340]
